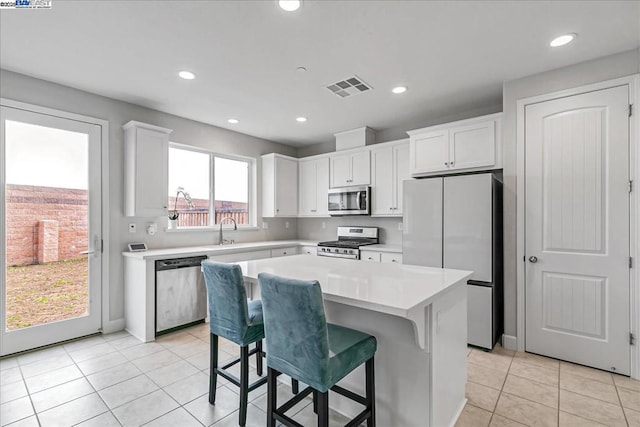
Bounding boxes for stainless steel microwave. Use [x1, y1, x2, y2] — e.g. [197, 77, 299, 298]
[328, 186, 370, 216]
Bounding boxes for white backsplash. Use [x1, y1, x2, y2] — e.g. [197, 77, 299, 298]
[297, 217, 403, 245]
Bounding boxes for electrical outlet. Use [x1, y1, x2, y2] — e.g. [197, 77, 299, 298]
[322, 221, 326, 229]
[398, 222, 403, 231]
[262, 222, 269, 229]
[128, 223, 136, 233]
[285, 221, 289, 229]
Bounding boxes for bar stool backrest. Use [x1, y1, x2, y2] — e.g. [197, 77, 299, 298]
[202, 260, 251, 343]
[258, 273, 330, 389]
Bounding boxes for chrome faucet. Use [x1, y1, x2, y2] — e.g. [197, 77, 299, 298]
[218, 217, 237, 245]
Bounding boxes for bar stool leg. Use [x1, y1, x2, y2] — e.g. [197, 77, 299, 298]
[256, 340, 263, 376]
[239, 346, 249, 427]
[313, 390, 318, 414]
[209, 333, 218, 404]
[366, 356, 376, 427]
[267, 368, 278, 427]
[317, 391, 329, 427]
[291, 378, 299, 394]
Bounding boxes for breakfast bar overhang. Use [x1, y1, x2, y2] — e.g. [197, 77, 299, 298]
[239, 254, 472, 427]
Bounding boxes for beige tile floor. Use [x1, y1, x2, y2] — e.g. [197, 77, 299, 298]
[457, 344, 640, 427]
[1, 323, 638, 427]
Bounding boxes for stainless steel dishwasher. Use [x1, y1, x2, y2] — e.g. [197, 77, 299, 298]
[155, 256, 208, 335]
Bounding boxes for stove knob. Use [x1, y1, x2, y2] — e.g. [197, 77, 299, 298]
[343, 249, 348, 254]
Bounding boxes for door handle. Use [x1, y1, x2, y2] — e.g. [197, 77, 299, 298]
[529, 256, 538, 263]
[81, 250, 96, 255]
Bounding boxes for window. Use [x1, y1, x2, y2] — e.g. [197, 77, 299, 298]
[168, 145, 253, 227]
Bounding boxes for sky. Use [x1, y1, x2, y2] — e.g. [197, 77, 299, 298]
[168, 147, 248, 203]
[6, 120, 88, 189]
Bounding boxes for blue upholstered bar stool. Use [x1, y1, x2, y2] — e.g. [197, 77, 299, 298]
[201, 260, 264, 427]
[202, 261, 300, 427]
[258, 272, 377, 427]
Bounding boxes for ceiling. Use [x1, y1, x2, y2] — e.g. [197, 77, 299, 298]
[1, 1, 638, 147]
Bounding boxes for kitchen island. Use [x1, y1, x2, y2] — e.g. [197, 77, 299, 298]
[239, 254, 471, 427]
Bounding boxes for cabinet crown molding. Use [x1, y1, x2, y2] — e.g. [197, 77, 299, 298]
[123, 120, 173, 134]
[406, 112, 503, 136]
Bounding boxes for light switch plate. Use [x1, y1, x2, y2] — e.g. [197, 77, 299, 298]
[128, 223, 136, 233]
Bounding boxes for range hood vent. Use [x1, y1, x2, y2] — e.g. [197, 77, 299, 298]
[326, 75, 372, 98]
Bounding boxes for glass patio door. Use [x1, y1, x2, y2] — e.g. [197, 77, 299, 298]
[0, 105, 102, 355]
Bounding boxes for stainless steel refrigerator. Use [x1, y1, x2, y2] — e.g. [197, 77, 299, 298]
[403, 172, 503, 349]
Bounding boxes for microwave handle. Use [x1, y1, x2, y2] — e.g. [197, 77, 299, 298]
[358, 191, 365, 210]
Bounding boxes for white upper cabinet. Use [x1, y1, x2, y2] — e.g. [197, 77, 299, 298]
[408, 113, 502, 177]
[330, 149, 370, 188]
[298, 156, 329, 217]
[261, 153, 298, 217]
[371, 140, 409, 216]
[123, 121, 172, 217]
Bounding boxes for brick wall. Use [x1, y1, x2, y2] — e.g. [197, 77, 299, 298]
[6, 184, 88, 266]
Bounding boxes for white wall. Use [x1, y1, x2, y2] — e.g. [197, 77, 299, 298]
[0, 69, 299, 326]
[501, 49, 640, 340]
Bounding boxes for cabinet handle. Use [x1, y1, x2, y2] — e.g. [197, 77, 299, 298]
[450, 162, 454, 166]
[392, 259, 397, 263]
[368, 257, 373, 260]
[283, 252, 287, 255]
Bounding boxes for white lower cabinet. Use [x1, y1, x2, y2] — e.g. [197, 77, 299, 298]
[381, 252, 403, 264]
[360, 250, 403, 264]
[270, 247, 299, 257]
[301, 246, 318, 255]
[360, 251, 382, 262]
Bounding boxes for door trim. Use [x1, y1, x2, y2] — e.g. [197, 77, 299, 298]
[0, 98, 117, 336]
[515, 75, 639, 379]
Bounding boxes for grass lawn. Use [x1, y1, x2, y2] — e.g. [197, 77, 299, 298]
[5, 258, 88, 330]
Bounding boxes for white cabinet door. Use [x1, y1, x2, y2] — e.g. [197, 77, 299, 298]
[394, 143, 410, 215]
[298, 157, 329, 216]
[315, 157, 329, 216]
[330, 150, 370, 188]
[410, 130, 449, 175]
[298, 159, 317, 215]
[124, 121, 171, 217]
[330, 153, 352, 188]
[408, 114, 502, 177]
[360, 251, 381, 262]
[371, 141, 408, 216]
[449, 121, 495, 171]
[262, 154, 298, 217]
[301, 246, 317, 256]
[381, 252, 403, 264]
[350, 150, 370, 186]
[270, 247, 299, 257]
[371, 146, 394, 216]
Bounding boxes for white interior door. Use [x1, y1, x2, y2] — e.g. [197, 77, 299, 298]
[525, 85, 630, 374]
[0, 106, 102, 355]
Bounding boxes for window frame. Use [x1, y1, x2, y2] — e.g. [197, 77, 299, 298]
[168, 142, 256, 229]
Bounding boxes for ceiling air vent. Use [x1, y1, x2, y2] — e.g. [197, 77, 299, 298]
[326, 76, 372, 98]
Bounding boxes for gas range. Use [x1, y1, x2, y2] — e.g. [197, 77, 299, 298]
[317, 226, 379, 260]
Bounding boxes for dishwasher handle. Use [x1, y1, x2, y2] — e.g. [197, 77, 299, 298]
[155, 256, 208, 271]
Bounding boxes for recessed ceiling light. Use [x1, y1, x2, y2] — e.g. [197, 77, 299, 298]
[392, 86, 407, 94]
[296, 117, 307, 123]
[550, 33, 576, 47]
[178, 71, 195, 80]
[279, 0, 301, 12]
[227, 118, 239, 124]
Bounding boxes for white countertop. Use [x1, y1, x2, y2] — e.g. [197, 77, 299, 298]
[122, 240, 318, 260]
[239, 254, 470, 317]
[362, 243, 402, 253]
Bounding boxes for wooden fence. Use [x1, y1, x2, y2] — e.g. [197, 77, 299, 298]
[177, 209, 249, 227]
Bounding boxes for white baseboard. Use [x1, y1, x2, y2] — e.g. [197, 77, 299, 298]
[448, 398, 468, 427]
[102, 318, 125, 334]
[502, 334, 517, 351]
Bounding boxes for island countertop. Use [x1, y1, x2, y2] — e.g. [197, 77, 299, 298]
[238, 254, 471, 317]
